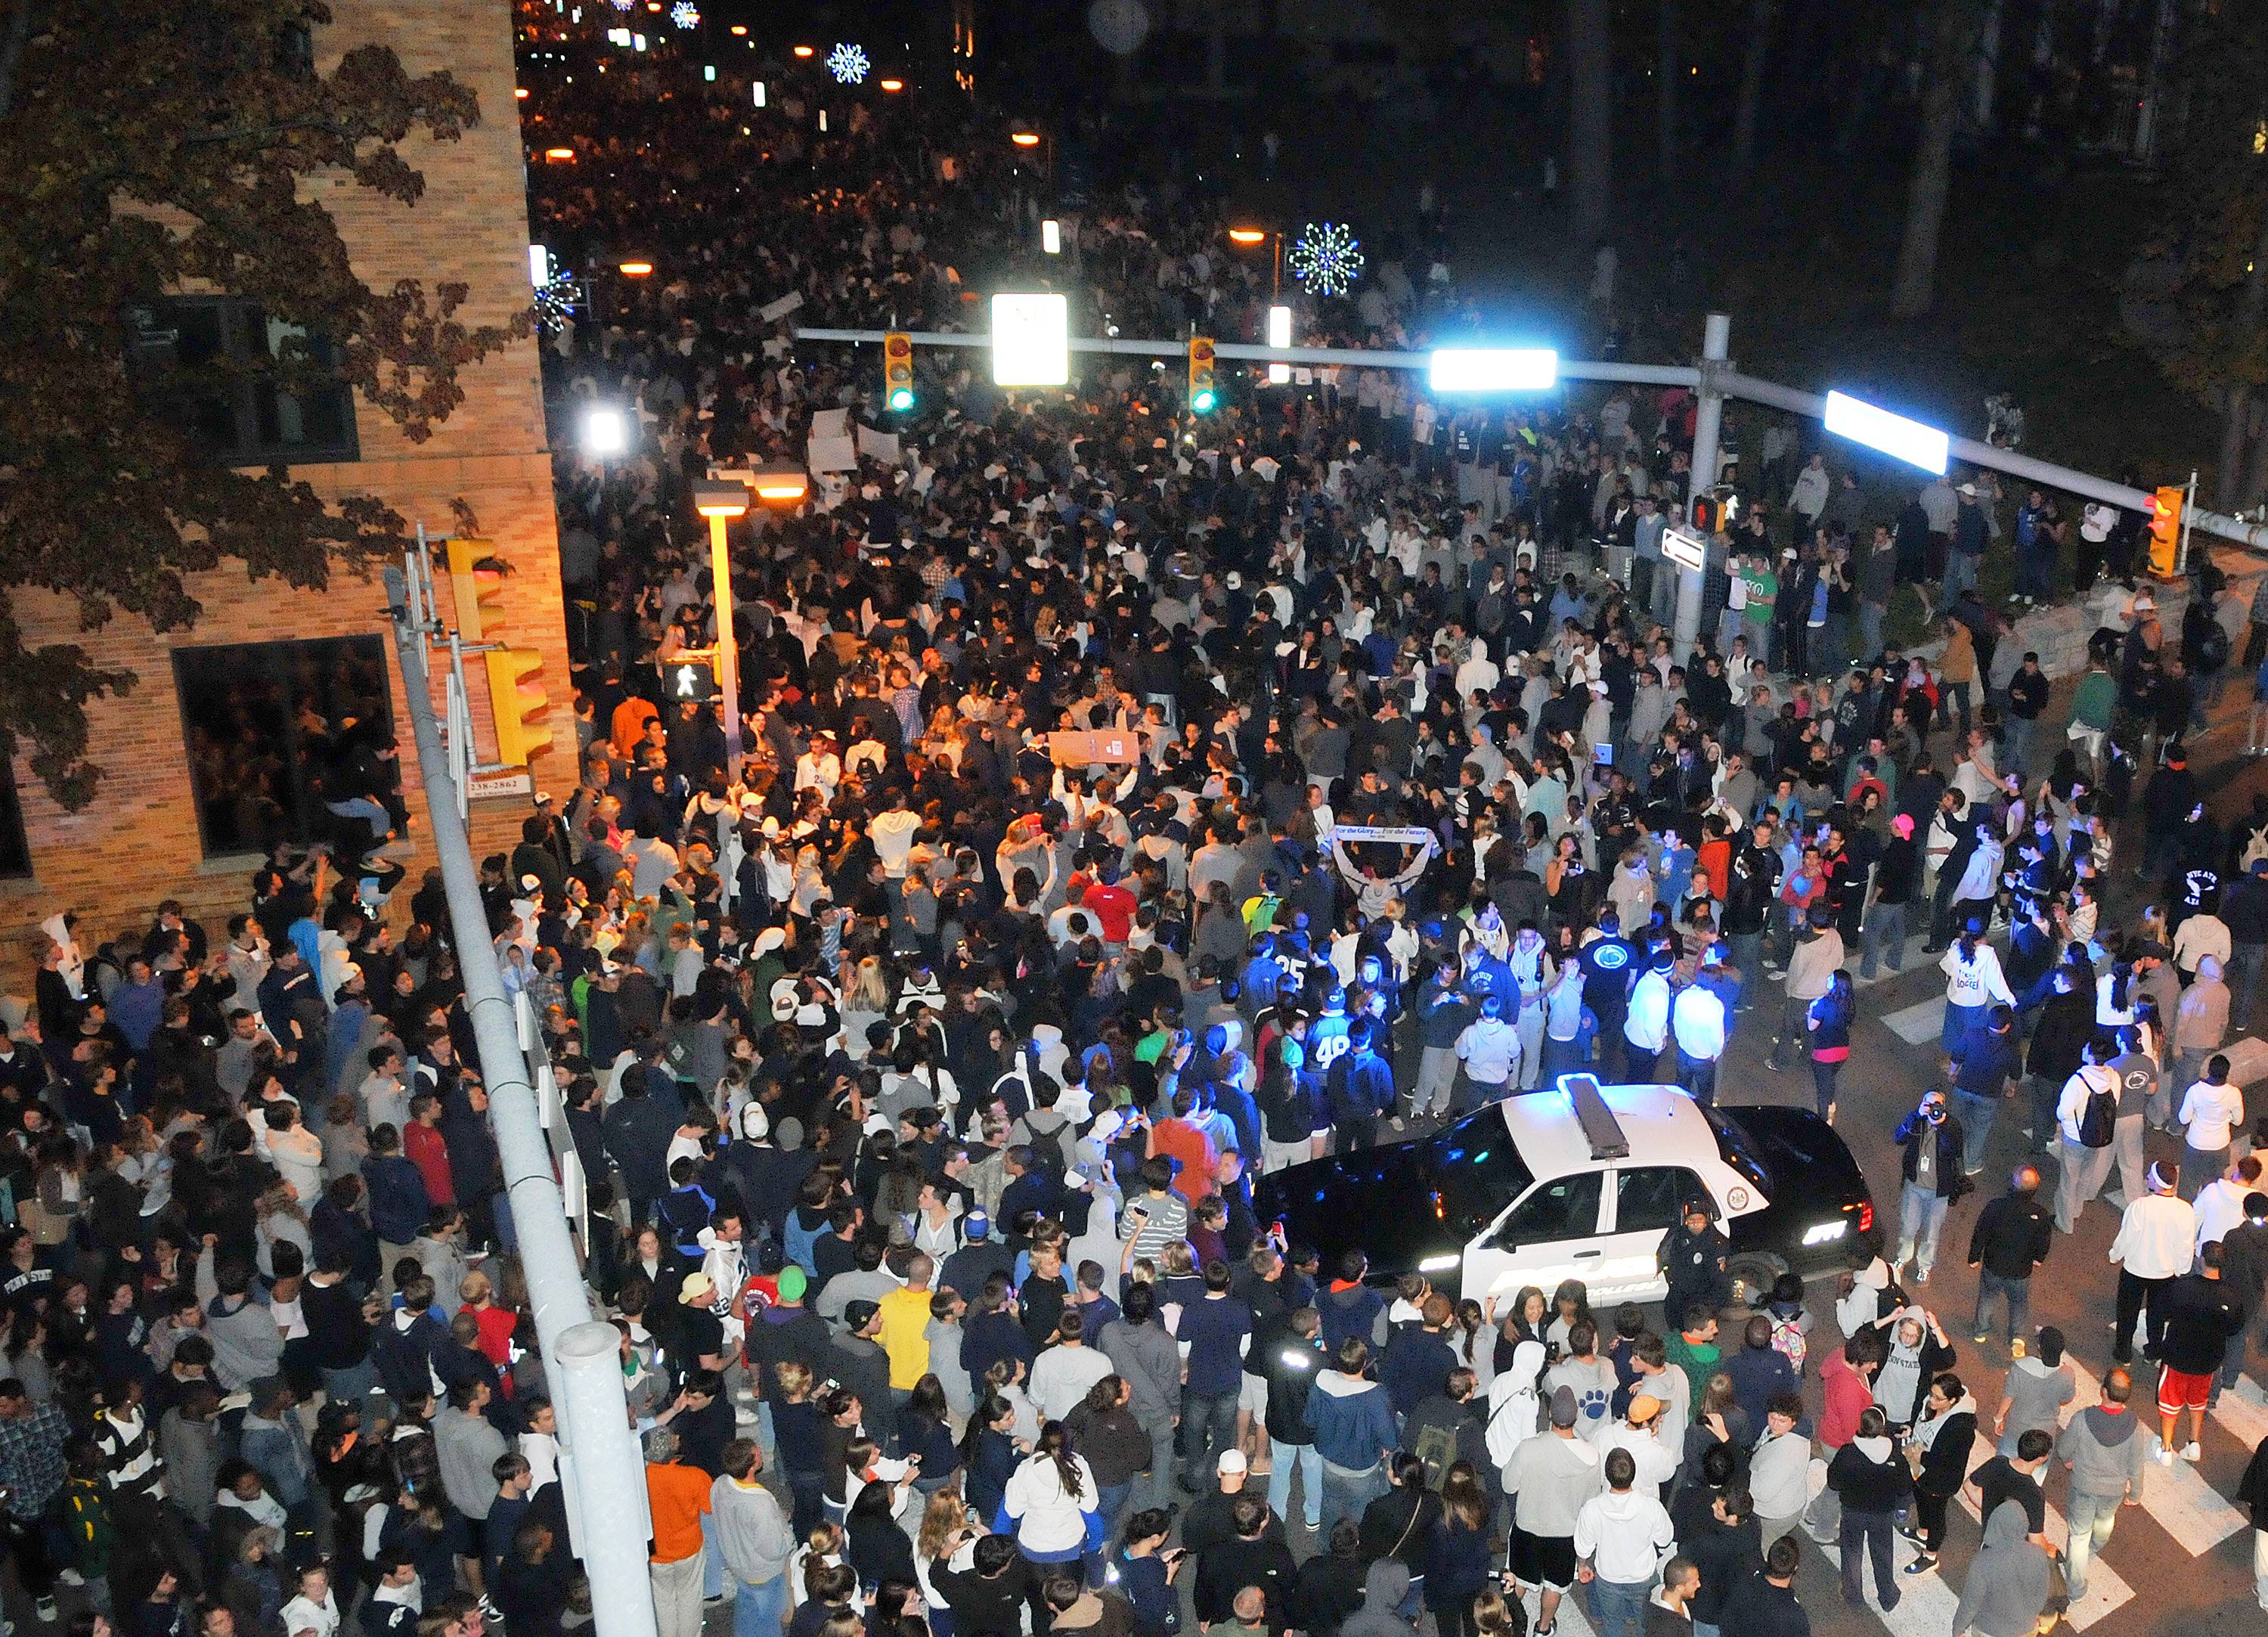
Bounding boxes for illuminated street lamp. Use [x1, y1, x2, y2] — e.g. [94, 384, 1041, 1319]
[693, 480, 751, 770]
[543, 147, 576, 162]
[618, 259, 655, 277]
[792, 44, 814, 57]
[878, 78, 904, 91]
[1009, 130, 1042, 147]
[581, 405, 628, 457]
[1228, 226, 1282, 296]
[750, 463, 811, 504]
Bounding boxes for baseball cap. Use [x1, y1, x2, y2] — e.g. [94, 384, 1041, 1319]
[1628, 1394, 1662, 1425]
[775, 1265, 807, 1304]
[678, 1272, 714, 1306]
[1217, 1449, 1248, 1475]
[843, 1299, 881, 1331]
[965, 1210, 991, 1240]
[1549, 1387, 1579, 1429]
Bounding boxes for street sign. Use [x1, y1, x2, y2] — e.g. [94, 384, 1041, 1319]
[466, 767, 535, 802]
[1662, 526, 1707, 571]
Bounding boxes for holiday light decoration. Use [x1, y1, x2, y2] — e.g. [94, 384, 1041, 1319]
[827, 42, 869, 83]
[669, 0, 697, 26]
[1287, 222, 1364, 297]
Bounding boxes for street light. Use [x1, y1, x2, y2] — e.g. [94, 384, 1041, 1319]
[1228, 227, 1282, 296]
[1429, 348, 1560, 392]
[751, 462, 811, 504]
[693, 480, 751, 771]
[543, 147, 576, 162]
[1041, 219, 1061, 255]
[878, 78, 903, 91]
[1010, 130, 1042, 147]
[1823, 389, 1950, 475]
[792, 44, 814, 57]
[1266, 303, 1292, 385]
[581, 405, 628, 457]
[618, 259, 655, 277]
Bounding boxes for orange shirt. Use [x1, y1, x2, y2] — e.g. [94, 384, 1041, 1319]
[612, 696, 661, 759]
[646, 1460, 713, 1562]
[1149, 1118, 1218, 1204]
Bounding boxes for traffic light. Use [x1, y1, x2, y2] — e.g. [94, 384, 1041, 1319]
[485, 647, 553, 766]
[2149, 484, 2185, 577]
[662, 656, 719, 703]
[444, 538, 503, 639]
[883, 331, 914, 412]
[1690, 492, 1724, 535]
[1187, 336, 1217, 414]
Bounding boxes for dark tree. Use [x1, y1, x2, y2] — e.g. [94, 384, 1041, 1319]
[0, 0, 526, 808]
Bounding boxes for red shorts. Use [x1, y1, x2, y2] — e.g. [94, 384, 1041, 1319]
[2158, 1365, 2214, 1415]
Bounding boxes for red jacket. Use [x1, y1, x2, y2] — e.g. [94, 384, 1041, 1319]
[1819, 1345, 1874, 1449]
[404, 1122, 457, 1207]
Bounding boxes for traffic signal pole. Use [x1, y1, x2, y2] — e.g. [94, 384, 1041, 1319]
[382, 553, 660, 1637]
[1675, 313, 1733, 661]
[795, 323, 2268, 556]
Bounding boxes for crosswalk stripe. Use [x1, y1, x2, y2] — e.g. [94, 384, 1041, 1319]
[2065, 1359, 2247, 1557]
[1514, 1586, 1594, 1637]
[1810, 1529, 1966, 1637]
[2211, 1374, 2268, 1449]
[1882, 996, 1947, 1046]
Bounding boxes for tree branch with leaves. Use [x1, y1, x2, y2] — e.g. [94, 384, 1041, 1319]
[0, 0, 528, 808]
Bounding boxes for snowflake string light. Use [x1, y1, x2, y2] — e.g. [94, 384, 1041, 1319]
[668, 0, 698, 26]
[1287, 222, 1365, 297]
[608, 0, 631, 11]
[827, 42, 869, 84]
[531, 269, 582, 330]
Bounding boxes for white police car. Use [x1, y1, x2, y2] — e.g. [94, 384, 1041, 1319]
[1256, 1075, 1874, 1304]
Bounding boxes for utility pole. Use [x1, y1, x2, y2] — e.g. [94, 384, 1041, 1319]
[1675, 313, 1733, 662]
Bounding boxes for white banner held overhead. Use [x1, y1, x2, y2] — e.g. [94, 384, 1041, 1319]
[807, 434, 857, 473]
[809, 407, 849, 439]
[857, 425, 901, 464]
[758, 290, 804, 322]
[1331, 824, 1436, 846]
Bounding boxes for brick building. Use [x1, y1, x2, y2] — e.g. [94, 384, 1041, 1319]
[0, 0, 572, 980]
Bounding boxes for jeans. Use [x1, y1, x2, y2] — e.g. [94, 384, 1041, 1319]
[1943, 550, 1981, 601]
[321, 1359, 380, 1404]
[1860, 902, 1907, 978]
[733, 1573, 789, 1637]
[1811, 1059, 1841, 1119]
[1676, 1051, 1718, 1108]
[1859, 601, 1886, 665]
[1972, 1270, 2031, 1344]
[1181, 1393, 1239, 1490]
[1953, 1089, 1998, 1173]
[1727, 932, 1764, 1004]
[2057, 1488, 2120, 1598]
[1266, 1441, 1323, 1530]
[1839, 1509, 1899, 1608]
[1898, 1183, 1950, 1279]
[2113, 1269, 2169, 1363]
[1587, 1577, 1652, 1637]
[1941, 1002, 1982, 1058]
[2005, 716, 2037, 777]
[1319, 1462, 1384, 1538]
[1145, 1423, 1179, 1510]
[2232, 943, 2268, 1029]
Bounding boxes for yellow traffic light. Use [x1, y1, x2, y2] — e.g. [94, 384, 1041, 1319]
[884, 331, 914, 412]
[445, 539, 504, 640]
[1188, 336, 1216, 414]
[485, 647, 553, 766]
[2149, 485, 2184, 578]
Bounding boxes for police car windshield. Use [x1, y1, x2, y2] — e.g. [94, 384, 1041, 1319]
[1425, 1108, 1536, 1232]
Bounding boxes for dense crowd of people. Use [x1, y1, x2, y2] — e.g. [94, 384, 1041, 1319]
[15, 26, 2268, 1637]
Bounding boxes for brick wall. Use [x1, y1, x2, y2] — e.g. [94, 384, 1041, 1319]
[0, 0, 571, 984]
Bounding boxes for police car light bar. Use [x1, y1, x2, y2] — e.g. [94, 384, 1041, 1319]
[1560, 1074, 1631, 1161]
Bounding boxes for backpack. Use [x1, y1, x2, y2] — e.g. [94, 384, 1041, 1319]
[1768, 1310, 1808, 1375]
[2200, 623, 2231, 674]
[1411, 1418, 1461, 1493]
[2077, 1073, 2117, 1149]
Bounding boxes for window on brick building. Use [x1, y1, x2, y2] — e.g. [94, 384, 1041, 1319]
[0, 761, 29, 879]
[129, 297, 359, 467]
[174, 635, 397, 858]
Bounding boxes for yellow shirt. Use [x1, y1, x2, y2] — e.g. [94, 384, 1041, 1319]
[875, 1284, 934, 1391]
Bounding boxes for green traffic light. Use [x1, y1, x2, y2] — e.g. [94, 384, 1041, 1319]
[888, 387, 914, 411]
[1192, 389, 1216, 414]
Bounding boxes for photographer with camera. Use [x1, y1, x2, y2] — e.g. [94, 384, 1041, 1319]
[1894, 1090, 1969, 1286]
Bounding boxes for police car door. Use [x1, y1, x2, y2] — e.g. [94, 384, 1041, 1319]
[1461, 1170, 1608, 1306]
[1591, 1164, 1708, 1304]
